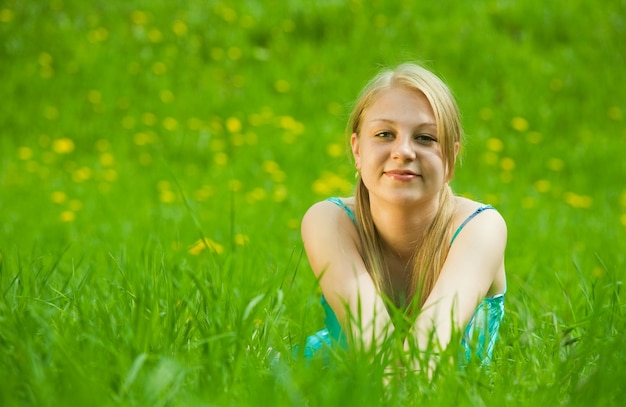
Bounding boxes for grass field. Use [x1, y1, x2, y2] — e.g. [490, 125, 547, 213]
[1, 0, 625, 405]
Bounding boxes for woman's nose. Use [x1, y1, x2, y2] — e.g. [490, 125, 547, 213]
[392, 136, 416, 160]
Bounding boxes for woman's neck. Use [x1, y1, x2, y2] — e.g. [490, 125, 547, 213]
[369, 196, 439, 262]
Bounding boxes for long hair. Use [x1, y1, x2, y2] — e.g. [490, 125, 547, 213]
[349, 63, 463, 308]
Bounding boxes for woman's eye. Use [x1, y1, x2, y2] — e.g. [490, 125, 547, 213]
[375, 131, 393, 139]
[415, 134, 437, 144]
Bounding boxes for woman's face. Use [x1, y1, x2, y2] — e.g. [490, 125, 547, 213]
[351, 85, 454, 208]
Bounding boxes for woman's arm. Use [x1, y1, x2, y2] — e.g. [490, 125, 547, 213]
[301, 200, 394, 350]
[410, 208, 507, 353]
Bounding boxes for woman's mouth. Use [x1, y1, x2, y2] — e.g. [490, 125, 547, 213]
[384, 169, 420, 181]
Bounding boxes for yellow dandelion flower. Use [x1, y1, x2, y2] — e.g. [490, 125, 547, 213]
[72, 167, 92, 182]
[479, 107, 493, 121]
[42, 151, 55, 164]
[148, 28, 163, 43]
[219, 6, 237, 23]
[211, 47, 224, 60]
[214, 152, 228, 166]
[484, 194, 500, 205]
[162, 117, 178, 131]
[234, 233, 249, 246]
[511, 117, 529, 132]
[18, 147, 33, 160]
[187, 117, 203, 131]
[172, 19, 187, 36]
[152, 61, 167, 75]
[327, 102, 342, 116]
[69, 199, 83, 211]
[229, 179, 242, 192]
[620, 214, 626, 228]
[133, 132, 153, 146]
[275, 80, 290, 93]
[521, 196, 536, 209]
[374, 14, 387, 28]
[52, 138, 75, 154]
[245, 131, 258, 146]
[38, 52, 53, 67]
[87, 28, 108, 43]
[499, 172, 513, 183]
[564, 192, 593, 209]
[98, 183, 111, 194]
[227, 47, 242, 60]
[282, 133, 296, 144]
[526, 131, 542, 144]
[95, 139, 110, 152]
[547, 158, 564, 171]
[121, 115, 136, 129]
[282, 19, 294, 32]
[131, 10, 149, 25]
[188, 238, 224, 255]
[482, 152, 499, 166]
[160, 189, 176, 203]
[500, 157, 515, 171]
[327, 143, 345, 157]
[60, 210, 75, 222]
[246, 188, 267, 203]
[262, 160, 280, 173]
[313, 171, 353, 196]
[43, 105, 59, 120]
[534, 179, 551, 193]
[142, 112, 157, 126]
[272, 170, 286, 183]
[231, 134, 244, 147]
[171, 241, 182, 251]
[608, 106, 622, 121]
[51, 191, 67, 204]
[210, 139, 226, 152]
[592, 267, 604, 278]
[0, 8, 15, 23]
[103, 169, 118, 182]
[87, 90, 102, 104]
[550, 78, 563, 91]
[226, 117, 242, 133]
[26, 161, 38, 173]
[194, 185, 214, 201]
[100, 152, 115, 166]
[486, 138, 504, 152]
[160, 89, 174, 103]
[139, 152, 152, 165]
[273, 184, 288, 202]
[241, 15, 255, 28]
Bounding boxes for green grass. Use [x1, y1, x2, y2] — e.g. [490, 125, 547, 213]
[1, 0, 625, 405]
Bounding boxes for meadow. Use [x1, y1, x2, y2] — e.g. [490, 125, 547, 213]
[0, 0, 625, 405]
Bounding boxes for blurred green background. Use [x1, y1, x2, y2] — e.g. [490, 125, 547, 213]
[1, 0, 625, 405]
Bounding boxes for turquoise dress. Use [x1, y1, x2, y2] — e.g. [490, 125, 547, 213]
[304, 198, 505, 363]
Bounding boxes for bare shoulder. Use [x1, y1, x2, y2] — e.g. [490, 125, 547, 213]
[302, 198, 355, 231]
[452, 196, 507, 239]
[301, 197, 361, 280]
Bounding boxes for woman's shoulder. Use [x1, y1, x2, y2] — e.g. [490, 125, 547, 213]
[303, 197, 356, 222]
[302, 197, 357, 234]
[451, 196, 507, 236]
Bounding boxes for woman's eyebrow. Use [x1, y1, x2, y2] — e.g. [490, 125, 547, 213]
[367, 118, 437, 128]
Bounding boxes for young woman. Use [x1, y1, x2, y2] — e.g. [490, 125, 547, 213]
[301, 63, 507, 366]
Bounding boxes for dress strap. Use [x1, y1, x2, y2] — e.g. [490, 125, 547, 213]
[326, 197, 357, 225]
[450, 204, 495, 247]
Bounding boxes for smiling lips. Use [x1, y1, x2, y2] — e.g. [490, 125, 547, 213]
[384, 169, 420, 181]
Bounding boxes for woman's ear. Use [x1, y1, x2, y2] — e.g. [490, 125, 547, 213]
[350, 133, 360, 169]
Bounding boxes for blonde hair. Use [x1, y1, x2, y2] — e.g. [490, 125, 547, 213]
[348, 63, 463, 309]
